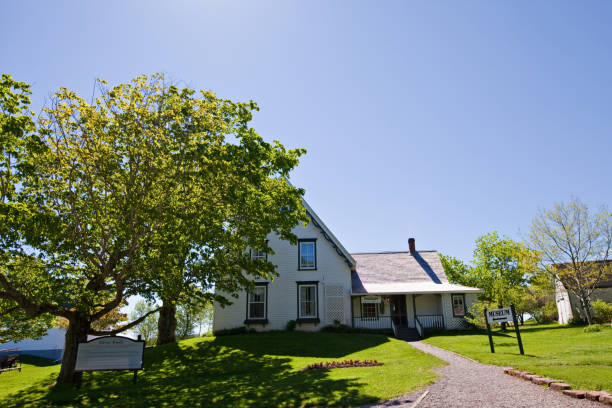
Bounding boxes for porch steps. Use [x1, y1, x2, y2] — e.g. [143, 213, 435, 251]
[396, 326, 420, 341]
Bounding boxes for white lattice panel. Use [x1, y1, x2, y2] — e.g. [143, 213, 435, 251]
[325, 285, 345, 324]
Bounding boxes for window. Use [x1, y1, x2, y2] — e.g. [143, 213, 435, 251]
[247, 285, 267, 320]
[452, 294, 466, 317]
[298, 283, 318, 319]
[298, 239, 316, 270]
[361, 303, 378, 319]
[250, 249, 267, 261]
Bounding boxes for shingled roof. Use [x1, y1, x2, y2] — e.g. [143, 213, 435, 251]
[351, 251, 481, 295]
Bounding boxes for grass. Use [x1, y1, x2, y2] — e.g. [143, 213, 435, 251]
[423, 322, 612, 392]
[0, 355, 60, 399]
[0, 332, 445, 407]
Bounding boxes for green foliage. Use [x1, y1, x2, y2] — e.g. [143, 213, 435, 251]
[583, 324, 602, 333]
[462, 299, 492, 329]
[592, 299, 612, 324]
[0, 302, 56, 343]
[0, 332, 445, 407]
[214, 326, 249, 336]
[0, 74, 55, 342]
[320, 324, 393, 335]
[472, 232, 533, 307]
[285, 319, 296, 331]
[531, 300, 558, 324]
[176, 299, 212, 338]
[567, 316, 587, 326]
[0, 73, 307, 382]
[424, 323, 612, 393]
[441, 233, 537, 314]
[129, 299, 158, 344]
[439, 254, 477, 287]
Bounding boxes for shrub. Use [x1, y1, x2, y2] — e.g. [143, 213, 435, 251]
[583, 324, 602, 333]
[285, 320, 296, 332]
[214, 327, 248, 336]
[532, 300, 558, 324]
[464, 300, 494, 329]
[592, 299, 612, 324]
[320, 325, 392, 335]
[567, 316, 586, 326]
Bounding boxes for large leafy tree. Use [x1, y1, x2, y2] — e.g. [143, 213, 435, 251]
[471, 232, 533, 309]
[0, 73, 306, 384]
[441, 232, 535, 327]
[529, 199, 612, 324]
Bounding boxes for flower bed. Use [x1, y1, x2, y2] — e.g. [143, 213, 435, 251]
[302, 359, 383, 371]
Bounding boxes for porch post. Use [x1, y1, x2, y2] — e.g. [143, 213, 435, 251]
[412, 294, 417, 321]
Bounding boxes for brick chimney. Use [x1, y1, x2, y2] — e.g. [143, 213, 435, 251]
[408, 238, 416, 254]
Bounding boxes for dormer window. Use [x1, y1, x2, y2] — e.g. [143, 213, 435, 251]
[298, 239, 316, 270]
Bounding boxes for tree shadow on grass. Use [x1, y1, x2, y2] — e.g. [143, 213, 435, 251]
[2, 333, 388, 407]
[514, 325, 574, 334]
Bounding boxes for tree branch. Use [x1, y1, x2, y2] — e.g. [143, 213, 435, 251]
[89, 307, 159, 336]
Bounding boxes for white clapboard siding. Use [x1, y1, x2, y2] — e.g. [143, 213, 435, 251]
[213, 219, 352, 332]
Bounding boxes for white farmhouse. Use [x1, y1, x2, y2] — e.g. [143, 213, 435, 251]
[213, 200, 481, 339]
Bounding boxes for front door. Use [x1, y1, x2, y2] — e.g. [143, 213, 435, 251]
[391, 295, 408, 326]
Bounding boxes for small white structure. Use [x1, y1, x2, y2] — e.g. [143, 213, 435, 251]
[555, 272, 612, 324]
[0, 328, 65, 361]
[213, 199, 482, 338]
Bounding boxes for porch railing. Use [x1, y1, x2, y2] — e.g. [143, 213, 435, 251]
[416, 314, 444, 329]
[352, 315, 393, 330]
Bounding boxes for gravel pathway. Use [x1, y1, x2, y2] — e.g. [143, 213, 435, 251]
[363, 341, 601, 408]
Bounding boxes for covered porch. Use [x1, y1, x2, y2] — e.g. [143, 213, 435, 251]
[350, 293, 446, 331]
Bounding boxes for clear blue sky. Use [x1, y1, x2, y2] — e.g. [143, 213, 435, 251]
[3, 1, 612, 262]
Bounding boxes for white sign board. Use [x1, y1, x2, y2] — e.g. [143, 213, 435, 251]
[75, 336, 144, 372]
[486, 308, 513, 324]
[361, 296, 381, 304]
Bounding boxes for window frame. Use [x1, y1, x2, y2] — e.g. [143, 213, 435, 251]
[250, 248, 267, 261]
[361, 302, 378, 320]
[244, 282, 269, 324]
[298, 239, 317, 270]
[451, 293, 466, 317]
[296, 281, 319, 323]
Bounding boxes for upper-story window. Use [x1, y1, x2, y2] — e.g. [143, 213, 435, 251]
[298, 239, 316, 270]
[250, 249, 267, 261]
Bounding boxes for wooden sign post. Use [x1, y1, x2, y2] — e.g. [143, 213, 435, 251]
[484, 305, 524, 355]
[74, 335, 145, 387]
[510, 303, 524, 355]
[483, 307, 495, 353]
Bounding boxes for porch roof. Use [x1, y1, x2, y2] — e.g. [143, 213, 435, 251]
[350, 281, 482, 295]
[350, 250, 482, 295]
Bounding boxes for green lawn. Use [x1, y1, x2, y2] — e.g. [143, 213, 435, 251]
[1, 332, 445, 407]
[423, 322, 612, 392]
[0, 355, 60, 399]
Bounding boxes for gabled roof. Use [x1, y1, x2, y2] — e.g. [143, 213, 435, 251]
[302, 199, 355, 268]
[351, 251, 481, 294]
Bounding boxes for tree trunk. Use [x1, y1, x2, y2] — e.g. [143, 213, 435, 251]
[578, 295, 593, 325]
[156, 301, 177, 345]
[57, 316, 90, 385]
